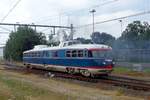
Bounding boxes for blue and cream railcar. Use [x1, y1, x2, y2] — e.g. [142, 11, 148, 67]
[23, 43, 114, 77]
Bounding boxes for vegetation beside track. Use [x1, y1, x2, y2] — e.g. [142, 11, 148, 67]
[0, 65, 147, 100]
[113, 67, 150, 78]
[0, 71, 71, 100]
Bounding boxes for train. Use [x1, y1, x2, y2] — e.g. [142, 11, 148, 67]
[23, 40, 114, 77]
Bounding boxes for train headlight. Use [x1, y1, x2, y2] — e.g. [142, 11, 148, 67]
[103, 62, 106, 65]
[112, 62, 115, 65]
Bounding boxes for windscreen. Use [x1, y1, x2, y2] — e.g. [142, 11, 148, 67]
[89, 50, 113, 59]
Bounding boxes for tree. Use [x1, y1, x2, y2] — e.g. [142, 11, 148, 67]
[4, 26, 47, 61]
[117, 21, 150, 49]
[91, 32, 115, 46]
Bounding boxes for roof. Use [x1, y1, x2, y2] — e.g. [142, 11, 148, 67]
[23, 44, 112, 53]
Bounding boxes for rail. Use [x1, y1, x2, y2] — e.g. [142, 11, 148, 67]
[0, 63, 150, 91]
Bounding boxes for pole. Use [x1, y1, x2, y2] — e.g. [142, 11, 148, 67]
[119, 20, 122, 33]
[53, 27, 55, 35]
[70, 24, 73, 40]
[90, 9, 96, 34]
[92, 12, 94, 33]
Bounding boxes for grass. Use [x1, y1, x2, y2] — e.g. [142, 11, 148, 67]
[0, 66, 147, 100]
[0, 74, 72, 100]
[113, 67, 131, 74]
[116, 88, 124, 96]
[143, 68, 150, 73]
[112, 67, 150, 77]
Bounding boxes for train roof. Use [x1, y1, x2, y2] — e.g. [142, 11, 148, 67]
[23, 44, 112, 53]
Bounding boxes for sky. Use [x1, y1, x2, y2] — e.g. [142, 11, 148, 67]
[0, 0, 150, 47]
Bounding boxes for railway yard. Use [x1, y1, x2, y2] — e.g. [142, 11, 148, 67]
[0, 61, 150, 100]
[0, 0, 150, 100]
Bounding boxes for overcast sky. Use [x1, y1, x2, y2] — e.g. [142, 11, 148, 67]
[0, 0, 150, 46]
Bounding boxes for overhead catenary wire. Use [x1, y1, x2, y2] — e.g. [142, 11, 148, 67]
[30, 0, 119, 24]
[0, 26, 12, 32]
[75, 10, 150, 28]
[0, 32, 10, 34]
[1, 0, 22, 22]
[61, 0, 119, 15]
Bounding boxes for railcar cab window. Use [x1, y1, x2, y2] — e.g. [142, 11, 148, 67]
[88, 50, 112, 58]
[88, 51, 92, 57]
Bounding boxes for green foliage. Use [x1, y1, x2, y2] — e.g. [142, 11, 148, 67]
[91, 32, 115, 46]
[113, 67, 131, 74]
[0, 74, 69, 100]
[116, 21, 150, 49]
[4, 26, 47, 61]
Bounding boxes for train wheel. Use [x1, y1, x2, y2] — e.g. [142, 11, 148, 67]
[26, 64, 32, 69]
[66, 68, 75, 74]
[80, 69, 91, 77]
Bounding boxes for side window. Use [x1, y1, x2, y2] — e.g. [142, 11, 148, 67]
[43, 51, 46, 57]
[35, 52, 37, 57]
[78, 50, 83, 57]
[45, 51, 49, 57]
[72, 50, 77, 57]
[52, 51, 58, 57]
[31, 52, 34, 57]
[33, 52, 36, 57]
[48, 51, 52, 57]
[37, 52, 40, 57]
[29, 53, 32, 57]
[39, 52, 42, 57]
[66, 50, 71, 57]
[84, 50, 88, 57]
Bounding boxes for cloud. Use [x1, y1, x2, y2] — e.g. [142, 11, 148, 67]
[74, 9, 140, 38]
[0, 0, 149, 44]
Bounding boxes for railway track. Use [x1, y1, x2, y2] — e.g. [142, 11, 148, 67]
[1, 63, 150, 91]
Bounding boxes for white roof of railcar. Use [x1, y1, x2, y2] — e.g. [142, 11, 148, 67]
[23, 44, 112, 53]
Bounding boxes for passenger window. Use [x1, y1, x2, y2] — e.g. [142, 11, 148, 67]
[39, 52, 42, 57]
[32, 52, 34, 57]
[66, 51, 71, 57]
[29, 53, 32, 57]
[46, 51, 49, 57]
[47, 51, 51, 57]
[78, 50, 83, 57]
[37, 52, 40, 57]
[52, 51, 58, 57]
[35, 52, 37, 57]
[72, 50, 77, 57]
[84, 50, 87, 57]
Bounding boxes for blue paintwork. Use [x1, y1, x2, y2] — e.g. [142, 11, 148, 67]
[23, 57, 112, 67]
[23, 49, 113, 68]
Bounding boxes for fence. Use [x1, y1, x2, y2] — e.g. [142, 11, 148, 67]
[113, 49, 150, 62]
